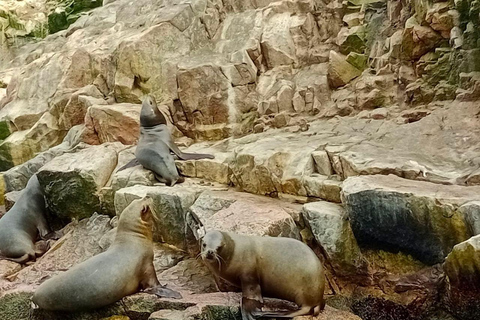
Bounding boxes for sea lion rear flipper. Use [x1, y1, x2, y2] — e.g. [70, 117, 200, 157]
[143, 285, 183, 299]
[254, 306, 313, 318]
[117, 159, 141, 171]
[6, 253, 32, 265]
[167, 138, 215, 161]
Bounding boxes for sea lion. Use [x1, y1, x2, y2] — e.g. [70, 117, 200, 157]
[32, 197, 182, 311]
[200, 230, 325, 320]
[0, 174, 50, 264]
[120, 95, 215, 186]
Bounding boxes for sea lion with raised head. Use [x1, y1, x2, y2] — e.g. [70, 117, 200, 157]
[120, 95, 214, 186]
[200, 230, 325, 320]
[32, 197, 182, 311]
[0, 174, 50, 264]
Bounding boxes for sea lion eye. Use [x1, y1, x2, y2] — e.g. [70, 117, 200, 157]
[202, 243, 206, 248]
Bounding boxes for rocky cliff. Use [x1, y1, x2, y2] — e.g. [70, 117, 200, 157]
[1, 0, 480, 319]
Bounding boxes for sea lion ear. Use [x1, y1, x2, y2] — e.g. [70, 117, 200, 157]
[198, 226, 206, 239]
[140, 205, 150, 220]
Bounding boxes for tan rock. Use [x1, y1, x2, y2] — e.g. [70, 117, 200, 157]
[189, 190, 301, 238]
[303, 175, 342, 203]
[311, 150, 333, 176]
[85, 103, 141, 145]
[402, 24, 442, 60]
[327, 51, 362, 88]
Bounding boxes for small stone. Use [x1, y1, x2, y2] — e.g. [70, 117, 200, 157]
[273, 113, 289, 128]
[254, 123, 265, 133]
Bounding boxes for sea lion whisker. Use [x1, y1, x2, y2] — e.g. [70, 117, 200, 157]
[216, 253, 226, 265]
[215, 255, 222, 271]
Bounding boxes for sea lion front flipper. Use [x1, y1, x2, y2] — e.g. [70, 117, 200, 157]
[241, 277, 263, 320]
[117, 158, 141, 171]
[143, 285, 183, 299]
[167, 138, 215, 161]
[141, 262, 183, 299]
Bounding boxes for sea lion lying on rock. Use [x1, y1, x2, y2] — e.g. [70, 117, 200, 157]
[120, 95, 214, 186]
[0, 174, 50, 264]
[32, 197, 181, 311]
[201, 230, 325, 320]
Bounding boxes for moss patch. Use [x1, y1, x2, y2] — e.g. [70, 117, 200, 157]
[0, 292, 33, 320]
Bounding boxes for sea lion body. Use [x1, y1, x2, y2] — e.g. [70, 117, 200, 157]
[136, 125, 180, 186]
[201, 231, 325, 319]
[33, 198, 180, 311]
[0, 174, 49, 263]
[127, 95, 214, 186]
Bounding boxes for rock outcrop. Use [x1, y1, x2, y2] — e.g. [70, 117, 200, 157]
[1, 0, 480, 319]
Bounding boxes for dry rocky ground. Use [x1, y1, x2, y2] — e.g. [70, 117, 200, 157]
[1, 0, 480, 319]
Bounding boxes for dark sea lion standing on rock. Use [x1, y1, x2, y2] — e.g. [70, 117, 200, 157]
[200, 230, 325, 320]
[120, 95, 214, 186]
[32, 197, 182, 311]
[0, 174, 50, 264]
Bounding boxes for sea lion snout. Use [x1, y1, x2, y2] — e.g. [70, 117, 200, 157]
[205, 250, 215, 260]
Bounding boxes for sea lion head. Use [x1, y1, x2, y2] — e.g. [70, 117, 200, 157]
[140, 95, 167, 127]
[200, 230, 226, 265]
[117, 197, 155, 240]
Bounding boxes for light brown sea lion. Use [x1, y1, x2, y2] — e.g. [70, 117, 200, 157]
[0, 174, 50, 264]
[119, 95, 215, 186]
[200, 230, 325, 320]
[32, 197, 181, 311]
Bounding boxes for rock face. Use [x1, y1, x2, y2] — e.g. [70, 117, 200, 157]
[2, 0, 480, 319]
[343, 175, 480, 265]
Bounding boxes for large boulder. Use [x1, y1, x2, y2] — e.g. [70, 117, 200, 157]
[303, 201, 369, 279]
[189, 190, 301, 239]
[342, 175, 480, 265]
[444, 235, 480, 320]
[37, 143, 124, 223]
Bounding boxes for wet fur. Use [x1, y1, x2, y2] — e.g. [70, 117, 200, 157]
[201, 231, 325, 319]
[0, 174, 49, 264]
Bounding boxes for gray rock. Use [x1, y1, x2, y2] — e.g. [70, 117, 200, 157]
[303, 201, 369, 278]
[342, 175, 480, 265]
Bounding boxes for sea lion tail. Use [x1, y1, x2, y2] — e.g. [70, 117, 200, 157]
[117, 159, 140, 171]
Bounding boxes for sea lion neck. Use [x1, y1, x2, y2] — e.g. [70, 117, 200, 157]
[140, 97, 167, 127]
[219, 232, 235, 264]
